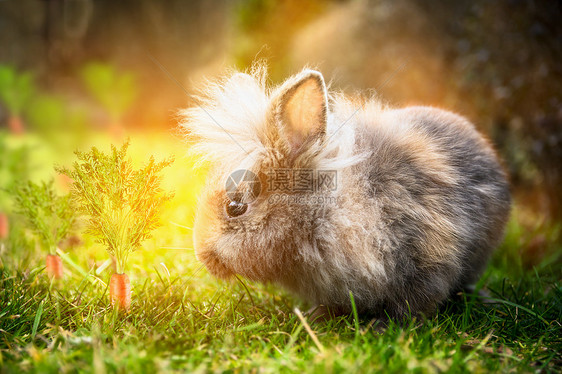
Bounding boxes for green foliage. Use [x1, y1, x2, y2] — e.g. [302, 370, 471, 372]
[80, 63, 137, 123]
[57, 141, 174, 273]
[494, 208, 562, 279]
[13, 180, 75, 254]
[0, 65, 35, 115]
[0, 134, 31, 210]
[0, 259, 560, 373]
[26, 94, 88, 142]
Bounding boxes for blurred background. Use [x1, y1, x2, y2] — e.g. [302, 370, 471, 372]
[0, 0, 560, 274]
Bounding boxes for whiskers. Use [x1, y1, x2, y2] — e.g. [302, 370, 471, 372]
[170, 221, 193, 231]
[162, 221, 195, 251]
[181, 263, 206, 303]
[160, 246, 195, 251]
[188, 263, 205, 280]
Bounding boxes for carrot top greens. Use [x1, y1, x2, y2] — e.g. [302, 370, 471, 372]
[0, 64, 35, 116]
[57, 141, 174, 273]
[13, 180, 75, 254]
[0, 134, 30, 211]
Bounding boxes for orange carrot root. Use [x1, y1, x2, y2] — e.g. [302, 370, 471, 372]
[46, 254, 63, 279]
[0, 213, 8, 240]
[110, 273, 131, 310]
[8, 115, 24, 134]
[57, 173, 73, 192]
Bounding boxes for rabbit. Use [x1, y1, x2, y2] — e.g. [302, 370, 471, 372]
[180, 65, 511, 319]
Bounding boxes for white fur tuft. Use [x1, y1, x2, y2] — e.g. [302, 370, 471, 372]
[179, 66, 369, 171]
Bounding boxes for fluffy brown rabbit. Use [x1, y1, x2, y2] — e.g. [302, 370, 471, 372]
[180, 66, 511, 319]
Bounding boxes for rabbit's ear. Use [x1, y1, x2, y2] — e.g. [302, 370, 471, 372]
[273, 70, 328, 155]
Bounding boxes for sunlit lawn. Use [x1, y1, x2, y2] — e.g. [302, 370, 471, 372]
[0, 132, 560, 373]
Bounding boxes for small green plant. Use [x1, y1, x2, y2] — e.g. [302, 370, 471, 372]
[80, 63, 137, 136]
[0, 134, 31, 239]
[27, 94, 88, 146]
[57, 141, 173, 308]
[13, 180, 76, 278]
[0, 65, 35, 133]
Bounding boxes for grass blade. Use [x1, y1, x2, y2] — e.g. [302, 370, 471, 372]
[294, 308, 324, 353]
[349, 291, 360, 340]
[56, 248, 106, 287]
[31, 300, 44, 339]
[484, 296, 550, 325]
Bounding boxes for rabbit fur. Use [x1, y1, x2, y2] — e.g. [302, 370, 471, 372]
[180, 65, 511, 318]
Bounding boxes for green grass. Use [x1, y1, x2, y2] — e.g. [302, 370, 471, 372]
[0, 133, 560, 373]
[1, 229, 560, 373]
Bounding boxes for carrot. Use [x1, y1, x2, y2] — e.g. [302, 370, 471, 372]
[108, 122, 124, 141]
[110, 273, 131, 310]
[8, 115, 24, 134]
[59, 141, 173, 313]
[0, 212, 8, 240]
[57, 173, 73, 192]
[46, 254, 63, 279]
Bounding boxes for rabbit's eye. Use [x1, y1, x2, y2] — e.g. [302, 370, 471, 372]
[226, 200, 248, 218]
